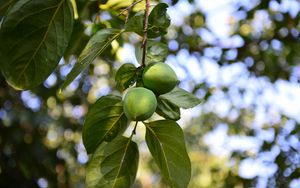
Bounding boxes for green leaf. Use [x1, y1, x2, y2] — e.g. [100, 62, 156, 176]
[135, 40, 169, 64]
[125, 11, 144, 35]
[125, 3, 170, 38]
[64, 20, 89, 61]
[160, 87, 202, 109]
[145, 120, 191, 188]
[61, 28, 124, 91]
[147, 41, 169, 62]
[148, 3, 170, 38]
[0, 0, 16, 17]
[82, 95, 129, 154]
[156, 97, 180, 121]
[0, 0, 73, 90]
[86, 136, 139, 188]
[115, 63, 137, 90]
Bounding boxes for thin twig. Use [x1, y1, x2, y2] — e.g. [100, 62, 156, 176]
[141, 0, 150, 67]
[118, 0, 143, 23]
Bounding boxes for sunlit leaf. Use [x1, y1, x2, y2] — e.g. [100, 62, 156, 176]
[61, 28, 124, 91]
[148, 3, 170, 38]
[0, 0, 73, 89]
[82, 95, 129, 154]
[160, 87, 202, 109]
[86, 136, 139, 188]
[135, 40, 169, 64]
[145, 120, 191, 188]
[100, 0, 141, 10]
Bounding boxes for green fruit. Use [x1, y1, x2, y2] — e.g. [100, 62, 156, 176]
[123, 87, 157, 121]
[142, 62, 178, 95]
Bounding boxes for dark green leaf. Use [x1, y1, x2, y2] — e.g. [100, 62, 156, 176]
[64, 20, 89, 61]
[148, 3, 170, 38]
[156, 97, 180, 120]
[82, 95, 129, 154]
[160, 87, 202, 109]
[0, 0, 16, 17]
[115, 63, 137, 90]
[135, 40, 169, 64]
[125, 11, 144, 35]
[0, 0, 73, 90]
[145, 120, 191, 188]
[125, 3, 170, 38]
[86, 136, 139, 188]
[135, 67, 144, 87]
[61, 28, 124, 90]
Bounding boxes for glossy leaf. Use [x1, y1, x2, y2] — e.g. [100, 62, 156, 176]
[0, 0, 73, 90]
[156, 97, 180, 120]
[115, 63, 137, 90]
[148, 3, 170, 38]
[125, 3, 170, 38]
[145, 120, 191, 188]
[147, 41, 169, 62]
[86, 136, 139, 188]
[135, 40, 169, 64]
[125, 11, 144, 35]
[82, 95, 129, 154]
[160, 87, 202, 109]
[61, 28, 124, 90]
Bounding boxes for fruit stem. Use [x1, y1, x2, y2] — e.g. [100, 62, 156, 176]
[141, 0, 150, 67]
[132, 121, 139, 135]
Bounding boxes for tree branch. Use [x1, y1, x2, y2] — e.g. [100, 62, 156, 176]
[119, 0, 143, 23]
[141, 0, 150, 67]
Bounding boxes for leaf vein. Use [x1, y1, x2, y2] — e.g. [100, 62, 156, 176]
[146, 125, 175, 187]
[16, 0, 66, 85]
[111, 138, 132, 188]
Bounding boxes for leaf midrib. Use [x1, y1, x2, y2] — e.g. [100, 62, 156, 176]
[0, 0, 14, 11]
[16, 0, 66, 84]
[7, 5, 60, 54]
[61, 29, 124, 90]
[80, 29, 123, 64]
[111, 137, 132, 188]
[90, 112, 125, 153]
[103, 112, 125, 139]
[146, 124, 175, 188]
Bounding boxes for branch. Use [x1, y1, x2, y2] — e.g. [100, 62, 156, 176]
[119, 0, 143, 23]
[141, 0, 150, 67]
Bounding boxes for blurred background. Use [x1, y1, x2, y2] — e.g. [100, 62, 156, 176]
[1, 0, 300, 187]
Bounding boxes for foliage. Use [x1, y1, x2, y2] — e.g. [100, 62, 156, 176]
[86, 136, 139, 188]
[0, 0, 73, 89]
[0, 0, 300, 187]
[0, 0, 201, 187]
[145, 120, 191, 188]
[82, 95, 129, 154]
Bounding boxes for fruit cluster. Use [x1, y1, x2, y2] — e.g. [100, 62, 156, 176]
[123, 62, 178, 121]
